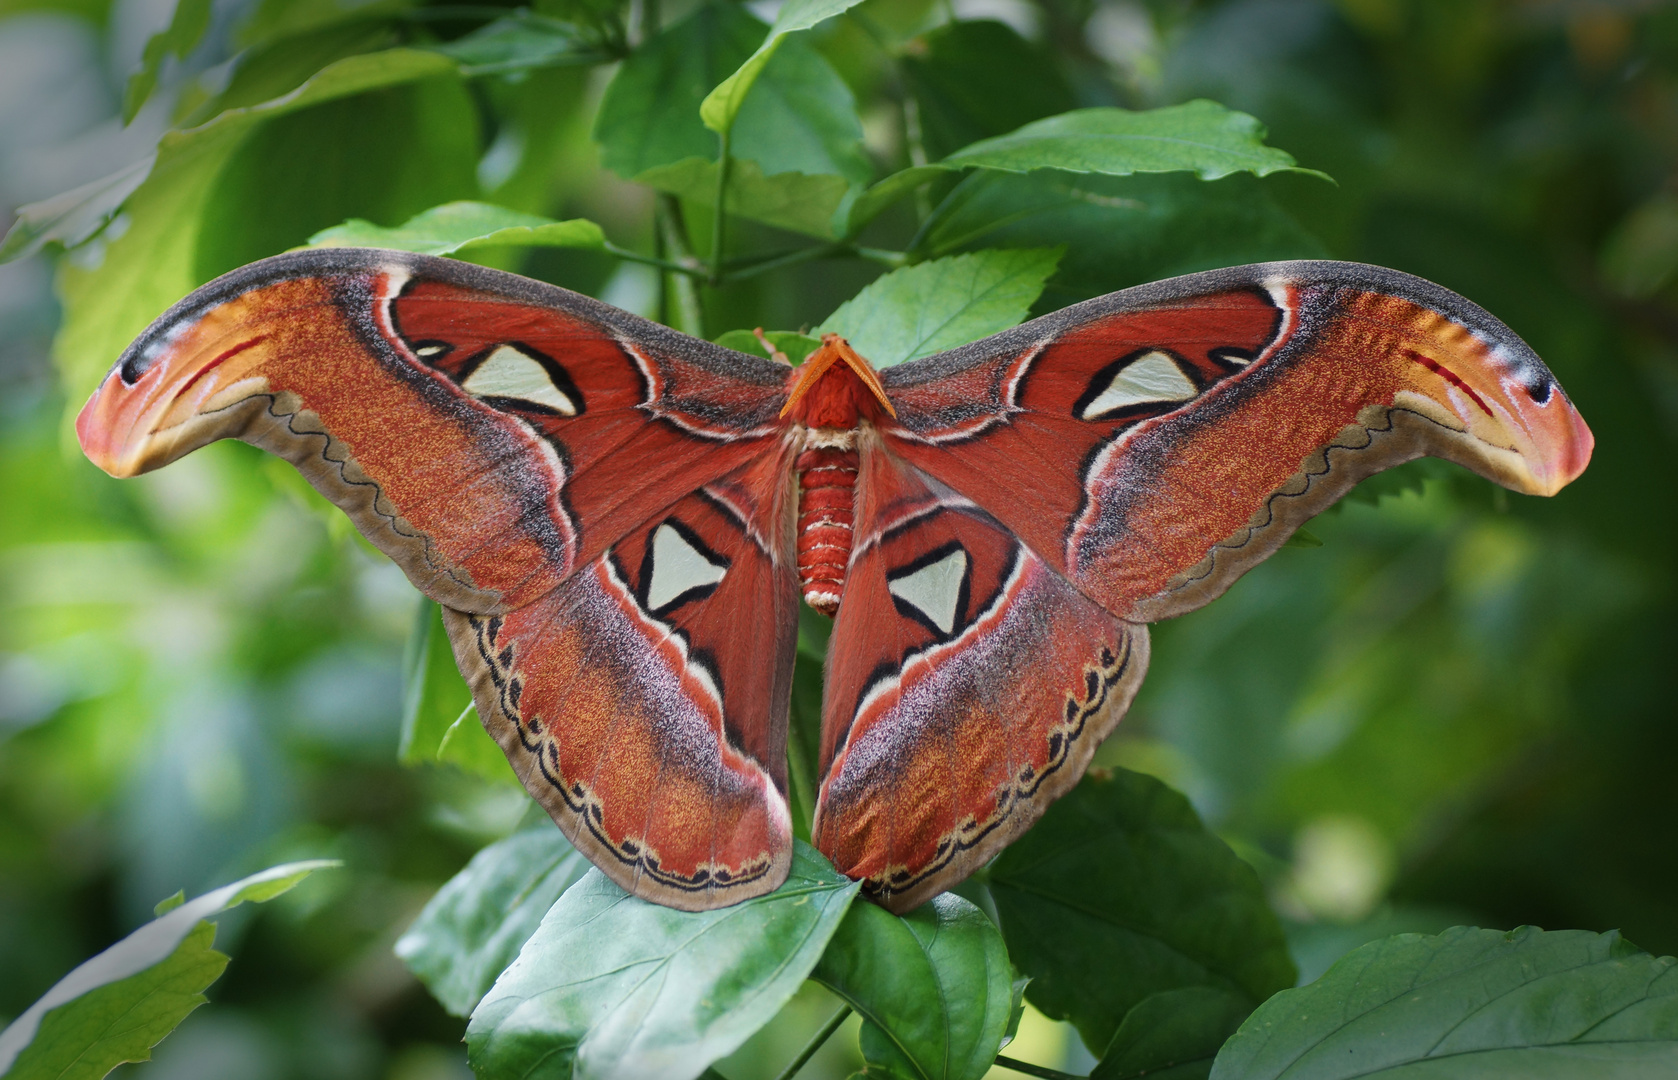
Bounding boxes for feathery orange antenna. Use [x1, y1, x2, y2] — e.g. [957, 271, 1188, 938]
[780, 333, 896, 419]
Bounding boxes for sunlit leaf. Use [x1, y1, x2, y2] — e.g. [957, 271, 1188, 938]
[817, 248, 1060, 367]
[396, 818, 589, 1017]
[309, 201, 605, 257]
[990, 769, 1295, 1056]
[0, 861, 336, 1079]
[466, 843, 858, 1080]
[942, 101, 1327, 181]
[699, 0, 865, 136]
[713, 329, 822, 365]
[813, 893, 1012, 1080]
[1212, 927, 1678, 1079]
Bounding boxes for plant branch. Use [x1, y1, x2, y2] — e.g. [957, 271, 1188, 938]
[710, 129, 732, 285]
[722, 244, 907, 283]
[655, 195, 704, 335]
[602, 242, 704, 278]
[992, 1056, 1085, 1080]
[772, 1004, 852, 1080]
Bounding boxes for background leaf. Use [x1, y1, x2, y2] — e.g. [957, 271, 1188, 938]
[309, 201, 606, 257]
[902, 20, 1075, 163]
[53, 48, 471, 405]
[399, 601, 519, 786]
[633, 157, 852, 239]
[466, 843, 858, 1080]
[123, 0, 213, 122]
[0, 861, 335, 1078]
[1092, 986, 1251, 1080]
[813, 893, 1012, 1080]
[817, 248, 1060, 366]
[395, 815, 589, 1017]
[989, 769, 1295, 1056]
[1212, 926, 1678, 1079]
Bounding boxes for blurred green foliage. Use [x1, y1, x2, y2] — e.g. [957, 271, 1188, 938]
[1, 0, 1675, 1077]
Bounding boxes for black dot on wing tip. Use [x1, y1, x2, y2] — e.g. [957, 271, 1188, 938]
[1526, 378, 1555, 405]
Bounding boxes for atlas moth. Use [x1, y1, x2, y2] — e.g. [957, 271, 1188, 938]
[78, 250, 1592, 912]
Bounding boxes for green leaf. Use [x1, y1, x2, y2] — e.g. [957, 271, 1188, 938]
[432, 12, 608, 76]
[699, 0, 866, 136]
[0, 158, 152, 264]
[838, 165, 948, 238]
[731, 32, 870, 184]
[942, 101, 1326, 182]
[633, 156, 852, 239]
[817, 248, 1060, 368]
[918, 171, 1326, 305]
[309, 201, 606, 258]
[396, 818, 590, 1017]
[0, 861, 336, 1079]
[713, 329, 822, 365]
[53, 48, 470, 407]
[1092, 987, 1251, 1080]
[902, 20, 1075, 163]
[813, 893, 1013, 1080]
[1212, 926, 1678, 1079]
[594, 4, 762, 179]
[466, 842, 858, 1080]
[400, 600, 519, 786]
[989, 769, 1295, 1056]
[123, 0, 214, 122]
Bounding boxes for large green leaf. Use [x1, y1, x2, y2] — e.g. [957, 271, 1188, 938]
[813, 893, 1013, 1080]
[53, 48, 469, 406]
[0, 861, 336, 1079]
[917, 171, 1326, 305]
[698, 0, 866, 136]
[395, 817, 590, 1017]
[902, 20, 1075, 163]
[632, 156, 852, 239]
[731, 32, 870, 184]
[989, 769, 1295, 1056]
[466, 843, 859, 1080]
[1092, 986, 1251, 1080]
[399, 601, 518, 786]
[942, 101, 1325, 181]
[816, 248, 1060, 368]
[593, 4, 761, 179]
[1215, 927, 1678, 1078]
[309, 201, 606, 258]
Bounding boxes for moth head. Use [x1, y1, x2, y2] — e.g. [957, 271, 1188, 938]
[780, 333, 896, 426]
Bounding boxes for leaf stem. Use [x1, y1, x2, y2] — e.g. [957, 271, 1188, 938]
[602, 242, 703, 278]
[710, 129, 732, 285]
[772, 1004, 852, 1080]
[992, 1056, 1085, 1080]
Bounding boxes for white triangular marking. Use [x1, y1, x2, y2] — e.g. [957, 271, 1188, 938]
[646, 524, 727, 611]
[1079, 351, 1197, 419]
[463, 345, 578, 415]
[888, 548, 967, 635]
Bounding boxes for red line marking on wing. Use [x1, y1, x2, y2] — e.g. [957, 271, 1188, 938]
[175, 335, 271, 397]
[1405, 349, 1493, 416]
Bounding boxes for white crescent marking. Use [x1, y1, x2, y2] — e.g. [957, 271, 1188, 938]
[464, 345, 578, 415]
[1079, 351, 1198, 419]
[888, 548, 967, 635]
[646, 524, 727, 611]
